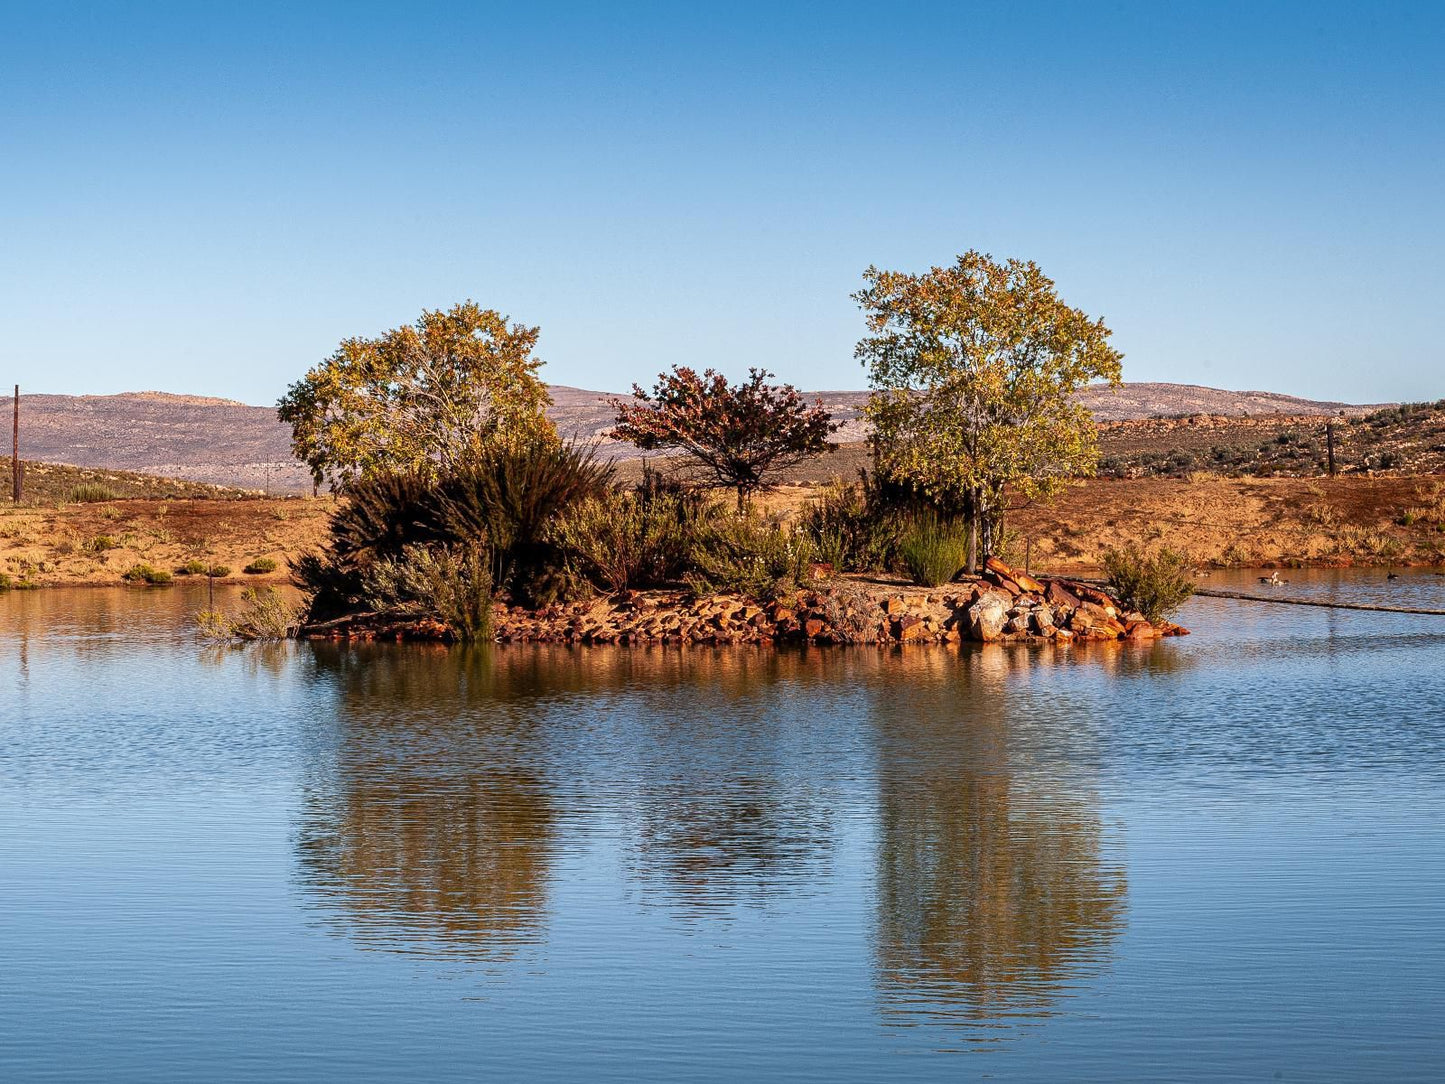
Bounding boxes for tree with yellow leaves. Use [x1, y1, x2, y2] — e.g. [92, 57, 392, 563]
[854, 252, 1122, 571]
[278, 301, 555, 488]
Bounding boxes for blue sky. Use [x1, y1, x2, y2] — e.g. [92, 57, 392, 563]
[1, 1, 1441, 405]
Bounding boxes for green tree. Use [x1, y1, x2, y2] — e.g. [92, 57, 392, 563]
[854, 252, 1122, 570]
[278, 301, 555, 487]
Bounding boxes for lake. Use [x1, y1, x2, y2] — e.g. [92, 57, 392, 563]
[3, 571, 1444, 1081]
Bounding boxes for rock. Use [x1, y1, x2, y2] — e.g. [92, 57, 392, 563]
[884, 596, 908, 616]
[966, 595, 1008, 641]
[1045, 581, 1082, 610]
[1005, 614, 1030, 634]
[803, 617, 826, 638]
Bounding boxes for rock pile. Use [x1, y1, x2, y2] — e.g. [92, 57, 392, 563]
[300, 557, 1188, 646]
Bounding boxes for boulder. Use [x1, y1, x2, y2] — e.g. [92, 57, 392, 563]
[966, 595, 1008, 641]
[1045, 581, 1082, 610]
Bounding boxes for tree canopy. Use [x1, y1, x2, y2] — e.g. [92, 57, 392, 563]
[610, 367, 837, 510]
[278, 301, 555, 487]
[854, 252, 1122, 567]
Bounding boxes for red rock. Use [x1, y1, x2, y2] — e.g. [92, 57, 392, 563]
[803, 617, 826, 638]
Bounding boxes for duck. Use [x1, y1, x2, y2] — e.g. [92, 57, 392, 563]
[1258, 571, 1288, 586]
[1387, 571, 1400, 580]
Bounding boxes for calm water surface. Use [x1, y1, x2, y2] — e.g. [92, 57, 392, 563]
[3, 571, 1444, 1081]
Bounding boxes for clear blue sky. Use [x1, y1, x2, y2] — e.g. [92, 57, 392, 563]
[2, 1, 1441, 405]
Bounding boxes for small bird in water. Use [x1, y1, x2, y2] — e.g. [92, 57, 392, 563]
[1387, 572, 1399, 580]
[1258, 571, 1288, 586]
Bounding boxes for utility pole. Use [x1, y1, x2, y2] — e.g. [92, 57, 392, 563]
[1326, 420, 1337, 477]
[11, 385, 19, 503]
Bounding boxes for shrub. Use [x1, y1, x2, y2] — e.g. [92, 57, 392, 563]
[800, 473, 907, 573]
[436, 439, 613, 605]
[205, 565, 231, 578]
[899, 516, 970, 586]
[1103, 546, 1195, 622]
[0, 572, 10, 590]
[243, 556, 279, 574]
[85, 534, 119, 553]
[67, 483, 120, 503]
[361, 543, 493, 640]
[122, 563, 173, 585]
[555, 488, 711, 592]
[197, 587, 298, 642]
[685, 515, 813, 601]
[176, 559, 209, 575]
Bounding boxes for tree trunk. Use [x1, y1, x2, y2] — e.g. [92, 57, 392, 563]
[966, 507, 978, 574]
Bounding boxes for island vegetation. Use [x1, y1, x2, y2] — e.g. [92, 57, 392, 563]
[188, 254, 1192, 645]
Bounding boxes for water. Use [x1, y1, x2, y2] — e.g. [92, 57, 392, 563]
[3, 572, 1444, 1081]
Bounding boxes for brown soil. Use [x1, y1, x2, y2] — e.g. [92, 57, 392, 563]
[0, 495, 330, 587]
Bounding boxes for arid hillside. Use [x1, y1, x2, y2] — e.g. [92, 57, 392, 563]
[13, 382, 1381, 491]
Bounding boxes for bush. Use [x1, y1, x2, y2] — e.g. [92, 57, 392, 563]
[85, 534, 119, 553]
[899, 517, 969, 586]
[198, 587, 298, 641]
[555, 488, 712, 592]
[436, 439, 613, 605]
[685, 515, 812, 601]
[122, 563, 173, 585]
[205, 565, 231, 578]
[1103, 546, 1195, 622]
[67, 483, 120, 503]
[176, 559, 209, 575]
[361, 543, 493, 640]
[243, 556, 278, 574]
[800, 474, 907, 573]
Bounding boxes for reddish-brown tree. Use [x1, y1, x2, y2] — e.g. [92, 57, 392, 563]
[610, 367, 837, 510]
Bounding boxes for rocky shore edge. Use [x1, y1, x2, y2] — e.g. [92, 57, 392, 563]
[298, 557, 1189, 646]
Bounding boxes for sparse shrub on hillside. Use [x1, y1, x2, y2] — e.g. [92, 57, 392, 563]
[243, 557, 278, 574]
[1103, 546, 1195, 622]
[685, 515, 813, 601]
[122, 563, 173, 585]
[84, 534, 119, 553]
[899, 516, 970, 587]
[205, 564, 231, 578]
[176, 559, 209, 576]
[66, 483, 120, 503]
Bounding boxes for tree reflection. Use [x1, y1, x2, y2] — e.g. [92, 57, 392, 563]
[294, 644, 557, 960]
[872, 646, 1128, 1039]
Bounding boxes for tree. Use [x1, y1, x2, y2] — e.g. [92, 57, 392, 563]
[610, 367, 837, 511]
[278, 301, 555, 487]
[854, 252, 1123, 571]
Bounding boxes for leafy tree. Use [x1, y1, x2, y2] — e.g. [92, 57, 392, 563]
[610, 366, 837, 511]
[278, 301, 555, 487]
[854, 252, 1123, 570]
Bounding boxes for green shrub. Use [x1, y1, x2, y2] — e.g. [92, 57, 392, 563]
[122, 563, 173, 585]
[686, 515, 812, 601]
[205, 564, 231, 578]
[176, 559, 209, 575]
[555, 488, 713, 592]
[243, 556, 278, 574]
[361, 543, 493, 640]
[436, 440, 613, 605]
[899, 517, 970, 586]
[800, 474, 906, 573]
[1103, 546, 1195, 622]
[198, 587, 298, 642]
[0, 572, 11, 590]
[84, 534, 119, 553]
[67, 483, 120, 503]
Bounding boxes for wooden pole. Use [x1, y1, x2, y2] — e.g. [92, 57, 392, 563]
[1326, 421, 1337, 477]
[11, 385, 19, 503]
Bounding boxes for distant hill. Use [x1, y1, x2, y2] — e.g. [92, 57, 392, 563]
[12, 383, 1386, 491]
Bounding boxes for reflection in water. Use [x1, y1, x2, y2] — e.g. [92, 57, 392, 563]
[870, 646, 1127, 1040]
[295, 645, 557, 960]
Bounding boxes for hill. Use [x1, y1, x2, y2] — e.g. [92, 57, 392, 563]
[10, 383, 1386, 491]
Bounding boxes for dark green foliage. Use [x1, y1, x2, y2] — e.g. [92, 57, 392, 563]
[685, 515, 813, 601]
[899, 516, 969, 586]
[205, 564, 231, 578]
[800, 472, 909, 572]
[243, 556, 278, 574]
[327, 471, 444, 569]
[1103, 546, 1196, 622]
[435, 440, 613, 605]
[176, 559, 209, 575]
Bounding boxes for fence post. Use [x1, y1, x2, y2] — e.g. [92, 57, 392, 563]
[11, 385, 19, 503]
